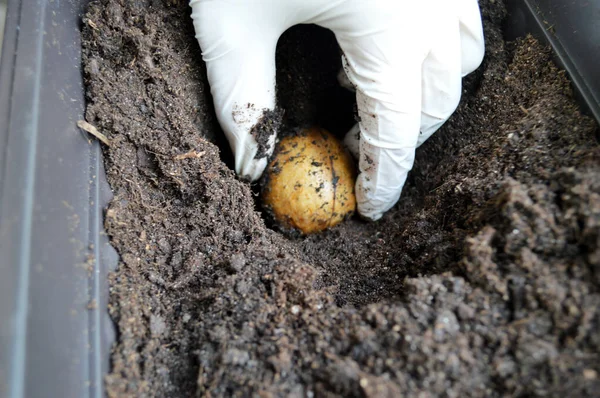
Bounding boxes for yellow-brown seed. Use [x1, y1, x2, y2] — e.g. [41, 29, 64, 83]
[262, 127, 356, 234]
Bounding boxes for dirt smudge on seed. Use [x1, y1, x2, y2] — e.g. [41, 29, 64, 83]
[249, 107, 284, 159]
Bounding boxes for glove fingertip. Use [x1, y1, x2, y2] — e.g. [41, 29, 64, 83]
[357, 208, 383, 222]
[238, 157, 268, 182]
[354, 181, 383, 222]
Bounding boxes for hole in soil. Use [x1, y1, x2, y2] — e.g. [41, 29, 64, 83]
[249, 25, 356, 235]
[275, 25, 356, 139]
[263, 24, 474, 308]
[228, 24, 452, 309]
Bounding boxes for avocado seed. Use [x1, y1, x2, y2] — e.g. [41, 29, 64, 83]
[262, 127, 356, 234]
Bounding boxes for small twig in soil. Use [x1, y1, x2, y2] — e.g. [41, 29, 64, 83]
[174, 150, 205, 160]
[519, 105, 530, 115]
[145, 149, 169, 158]
[123, 177, 166, 212]
[168, 173, 185, 187]
[429, 180, 450, 193]
[85, 19, 98, 30]
[77, 120, 111, 146]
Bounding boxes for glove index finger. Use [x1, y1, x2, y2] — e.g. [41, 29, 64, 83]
[190, 0, 284, 181]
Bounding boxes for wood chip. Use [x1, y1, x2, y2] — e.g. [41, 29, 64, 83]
[77, 120, 111, 146]
[174, 150, 205, 160]
[584, 369, 597, 380]
[86, 19, 98, 30]
[519, 105, 529, 115]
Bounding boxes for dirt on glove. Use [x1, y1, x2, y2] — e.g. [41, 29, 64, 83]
[81, 0, 600, 396]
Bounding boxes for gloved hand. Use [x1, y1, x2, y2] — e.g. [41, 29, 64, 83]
[190, 0, 485, 220]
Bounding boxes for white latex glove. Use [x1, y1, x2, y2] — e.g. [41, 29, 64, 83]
[190, 0, 484, 220]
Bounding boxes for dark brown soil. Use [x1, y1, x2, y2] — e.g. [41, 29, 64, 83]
[81, 0, 600, 397]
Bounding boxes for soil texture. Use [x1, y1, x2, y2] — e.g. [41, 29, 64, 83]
[82, 0, 599, 396]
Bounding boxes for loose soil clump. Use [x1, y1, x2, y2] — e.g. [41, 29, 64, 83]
[82, 0, 599, 396]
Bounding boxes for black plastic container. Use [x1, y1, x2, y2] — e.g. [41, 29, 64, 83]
[0, 1, 117, 397]
[0, 1, 598, 397]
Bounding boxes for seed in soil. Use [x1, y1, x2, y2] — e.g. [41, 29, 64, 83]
[262, 127, 356, 234]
